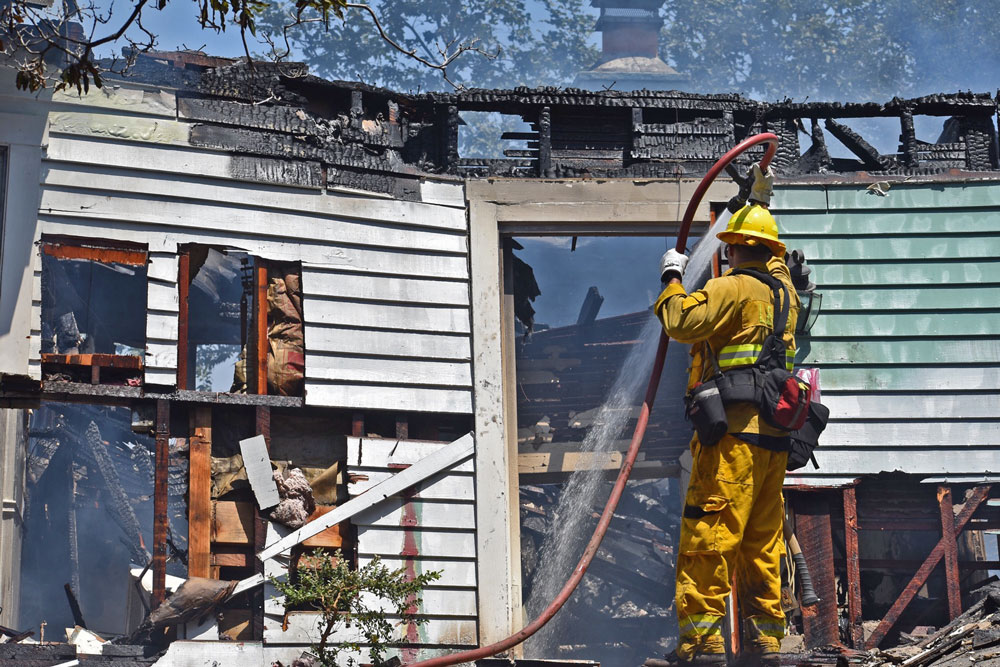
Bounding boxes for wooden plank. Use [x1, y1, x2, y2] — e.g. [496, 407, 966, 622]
[810, 311, 1000, 338]
[146, 311, 179, 341]
[264, 612, 476, 645]
[304, 383, 472, 414]
[823, 421, 1000, 447]
[356, 527, 476, 559]
[301, 506, 344, 548]
[818, 286, 1000, 311]
[349, 470, 475, 501]
[825, 182, 1000, 210]
[48, 110, 190, 145]
[347, 437, 475, 472]
[148, 280, 180, 312]
[49, 86, 176, 118]
[843, 486, 863, 649]
[176, 253, 190, 390]
[304, 326, 471, 361]
[254, 262, 267, 396]
[420, 180, 466, 209]
[303, 299, 471, 335]
[807, 260, 1000, 286]
[790, 448, 1000, 478]
[212, 500, 255, 545]
[787, 235, 1000, 262]
[802, 339, 1000, 365]
[352, 499, 475, 530]
[188, 407, 212, 579]
[240, 435, 279, 510]
[819, 366, 1000, 392]
[258, 433, 474, 560]
[40, 213, 469, 279]
[780, 209, 1000, 235]
[518, 450, 622, 476]
[211, 546, 250, 568]
[299, 270, 470, 307]
[41, 241, 146, 265]
[306, 355, 472, 388]
[820, 393, 1000, 419]
[146, 252, 178, 282]
[356, 556, 476, 588]
[42, 157, 467, 230]
[153, 400, 169, 606]
[145, 340, 177, 369]
[938, 485, 962, 620]
[39, 188, 468, 254]
[145, 368, 178, 386]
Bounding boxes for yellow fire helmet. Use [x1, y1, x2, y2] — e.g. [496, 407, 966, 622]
[717, 203, 786, 257]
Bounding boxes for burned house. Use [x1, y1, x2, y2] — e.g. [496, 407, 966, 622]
[0, 45, 997, 665]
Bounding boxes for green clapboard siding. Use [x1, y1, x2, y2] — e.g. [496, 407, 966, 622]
[773, 180, 1000, 477]
[818, 366, 1000, 392]
[820, 286, 1000, 311]
[808, 260, 1000, 286]
[785, 235, 1000, 262]
[780, 210, 1000, 236]
[809, 312, 1000, 337]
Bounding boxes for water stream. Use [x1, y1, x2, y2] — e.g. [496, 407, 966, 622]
[523, 211, 733, 658]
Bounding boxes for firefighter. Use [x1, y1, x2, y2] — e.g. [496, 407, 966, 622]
[654, 164, 799, 667]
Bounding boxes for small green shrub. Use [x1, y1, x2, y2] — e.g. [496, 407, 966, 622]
[273, 549, 441, 666]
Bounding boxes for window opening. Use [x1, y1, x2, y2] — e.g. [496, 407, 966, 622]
[39, 238, 147, 384]
[181, 247, 304, 396]
[19, 402, 186, 636]
[511, 235, 692, 665]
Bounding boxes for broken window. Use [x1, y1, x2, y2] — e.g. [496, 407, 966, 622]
[18, 402, 187, 637]
[39, 238, 147, 384]
[180, 247, 304, 396]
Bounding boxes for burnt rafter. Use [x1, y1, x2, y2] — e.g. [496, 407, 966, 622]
[111, 55, 1000, 197]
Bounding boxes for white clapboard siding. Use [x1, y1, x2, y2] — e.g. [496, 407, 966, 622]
[40, 189, 468, 255]
[304, 299, 470, 335]
[822, 420, 1000, 447]
[357, 556, 477, 588]
[304, 326, 471, 361]
[821, 393, 1000, 420]
[148, 280, 180, 313]
[45, 139, 467, 230]
[306, 355, 472, 387]
[347, 436, 477, 637]
[37, 115, 473, 413]
[349, 470, 475, 501]
[300, 269, 470, 307]
[39, 215, 468, 279]
[266, 612, 477, 646]
[348, 437, 476, 472]
[356, 527, 477, 559]
[353, 499, 475, 530]
[304, 383, 473, 414]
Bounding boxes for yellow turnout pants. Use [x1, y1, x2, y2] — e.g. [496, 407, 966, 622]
[676, 434, 787, 658]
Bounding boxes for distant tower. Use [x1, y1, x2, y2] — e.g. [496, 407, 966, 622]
[575, 0, 688, 91]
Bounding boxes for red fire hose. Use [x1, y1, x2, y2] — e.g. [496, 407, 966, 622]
[407, 133, 779, 667]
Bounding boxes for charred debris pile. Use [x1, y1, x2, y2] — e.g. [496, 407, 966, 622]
[108, 52, 1000, 203]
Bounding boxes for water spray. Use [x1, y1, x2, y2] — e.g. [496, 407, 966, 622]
[407, 133, 779, 667]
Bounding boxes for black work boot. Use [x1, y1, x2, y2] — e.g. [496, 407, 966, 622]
[644, 650, 728, 667]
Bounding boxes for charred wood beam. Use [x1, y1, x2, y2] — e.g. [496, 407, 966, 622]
[63, 582, 86, 629]
[843, 486, 863, 649]
[899, 107, 920, 168]
[82, 421, 148, 566]
[939, 486, 962, 620]
[537, 106, 552, 177]
[252, 405, 271, 641]
[797, 119, 833, 174]
[153, 399, 170, 607]
[794, 493, 840, 649]
[825, 118, 894, 171]
[866, 485, 993, 649]
[67, 451, 80, 599]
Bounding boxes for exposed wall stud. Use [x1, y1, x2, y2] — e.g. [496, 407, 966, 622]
[843, 486, 863, 648]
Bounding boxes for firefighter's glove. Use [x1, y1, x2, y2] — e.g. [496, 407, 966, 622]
[660, 249, 689, 283]
[749, 161, 774, 207]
